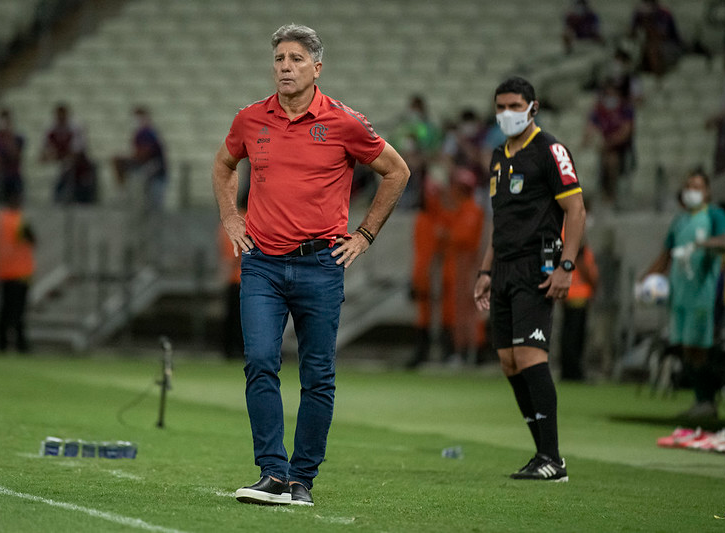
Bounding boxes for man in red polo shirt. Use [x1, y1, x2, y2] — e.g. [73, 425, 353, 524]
[212, 24, 409, 507]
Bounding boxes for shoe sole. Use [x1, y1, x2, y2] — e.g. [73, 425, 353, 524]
[234, 488, 292, 505]
[290, 499, 314, 507]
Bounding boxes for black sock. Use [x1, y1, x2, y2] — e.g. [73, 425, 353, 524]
[521, 362, 560, 463]
[508, 373, 541, 453]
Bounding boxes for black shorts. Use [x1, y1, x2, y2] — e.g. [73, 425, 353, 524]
[490, 255, 554, 352]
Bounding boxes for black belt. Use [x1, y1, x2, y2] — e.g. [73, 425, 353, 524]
[284, 239, 329, 257]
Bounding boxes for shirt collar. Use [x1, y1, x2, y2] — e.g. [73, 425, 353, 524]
[266, 85, 323, 120]
[504, 126, 541, 158]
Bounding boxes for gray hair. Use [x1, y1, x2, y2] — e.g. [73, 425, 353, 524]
[271, 24, 324, 62]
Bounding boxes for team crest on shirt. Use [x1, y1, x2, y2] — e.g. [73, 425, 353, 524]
[309, 123, 328, 142]
[510, 174, 524, 194]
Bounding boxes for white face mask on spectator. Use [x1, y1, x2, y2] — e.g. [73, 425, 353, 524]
[681, 189, 704, 209]
[496, 101, 534, 137]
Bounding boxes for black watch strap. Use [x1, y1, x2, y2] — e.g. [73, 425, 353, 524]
[560, 260, 576, 272]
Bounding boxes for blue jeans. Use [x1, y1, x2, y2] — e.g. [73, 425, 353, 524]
[240, 244, 344, 489]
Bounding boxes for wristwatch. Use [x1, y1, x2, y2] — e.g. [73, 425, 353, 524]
[560, 260, 576, 272]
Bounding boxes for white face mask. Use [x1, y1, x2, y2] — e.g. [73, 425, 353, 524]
[496, 101, 534, 138]
[681, 188, 704, 209]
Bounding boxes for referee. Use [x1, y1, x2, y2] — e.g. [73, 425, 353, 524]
[473, 77, 586, 481]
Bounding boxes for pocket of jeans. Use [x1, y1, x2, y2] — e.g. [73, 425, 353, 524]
[314, 245, 343, 270]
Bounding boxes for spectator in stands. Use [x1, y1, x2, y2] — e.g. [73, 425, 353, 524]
[629, 0, 683, 78]
[643, 169, 725, 419]
[112, 106, 168, 211]
[558, 241, 599, 381]
[705, 84, 725, 177]
[562, 0, 605, 54]
[40, 103, 95, 204]
[0, 191, 35, 353]
[598, 48, 644, 107]
[582, 79, 635, 206]
[441, 108, 487, 183]
[391, 95, 442, 209]
[0, 108, 25, 203]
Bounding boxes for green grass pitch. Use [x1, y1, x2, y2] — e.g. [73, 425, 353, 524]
[1, 351, 724, 532]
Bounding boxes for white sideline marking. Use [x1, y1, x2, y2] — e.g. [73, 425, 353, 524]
[0, 486, 188, 533]
[107, 469, 143, 481]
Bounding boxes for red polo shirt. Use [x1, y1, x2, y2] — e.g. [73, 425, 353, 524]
[225, 86, 386, 255]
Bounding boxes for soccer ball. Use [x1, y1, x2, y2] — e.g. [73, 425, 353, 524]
[635, 273, 669, 305]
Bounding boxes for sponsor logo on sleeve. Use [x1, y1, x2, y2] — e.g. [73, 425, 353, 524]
[549, 143, 578, 185]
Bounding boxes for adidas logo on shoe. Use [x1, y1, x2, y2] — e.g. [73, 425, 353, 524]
[510, 453, 568, 482]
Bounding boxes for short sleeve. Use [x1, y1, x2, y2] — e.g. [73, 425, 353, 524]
[225, 109, 248, 160]
[336, 103, 385, 164]
[545, 142, 583, 200]
[710, 206, 725, 236]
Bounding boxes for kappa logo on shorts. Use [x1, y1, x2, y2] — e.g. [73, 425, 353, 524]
[549, 143, 578, 185]
[309, 123, 328, 142]
[529, 329, 546, 342]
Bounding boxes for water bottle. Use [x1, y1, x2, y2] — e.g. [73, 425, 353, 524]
[39, 438, 137, 459]
[39, 437, 63, 456]
[63, 440, 80, 458]
[441, 446, 463, 459]
[81, 440, 97, 458]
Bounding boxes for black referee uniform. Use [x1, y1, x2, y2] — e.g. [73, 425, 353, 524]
[489, 127, 583, 352]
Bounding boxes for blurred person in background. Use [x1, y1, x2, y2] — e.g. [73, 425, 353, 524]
[440, 167, 486, 366]
[407, 175, 445, 369]
[558, 241, 599, 381]
[0, 108, 25, 203]
[582, 79, 635, 207]
[390, 94, 442, 209]
[562, 0, 605, 55]
[0, 191, 35, 353]
[629, 0, 683, 78]
[113, 106, 168, 211]
[218, 186, 246, 361]
[212, 24, 409, 506]
[474, 77, 586, 481]
[40, 103, 93, 204]
[441, 108, 488, 184]
[642, 169, 725, 419]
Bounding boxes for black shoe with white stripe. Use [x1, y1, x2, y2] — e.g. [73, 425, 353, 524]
[235, 476, 292, 505]
[510, 453, 568, 482]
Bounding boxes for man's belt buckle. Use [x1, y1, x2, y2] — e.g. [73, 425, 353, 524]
[298, 241, 315, 256]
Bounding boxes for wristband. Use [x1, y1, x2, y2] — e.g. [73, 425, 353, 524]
[477, 269, 491, 278]
[356, 226, 375, 245]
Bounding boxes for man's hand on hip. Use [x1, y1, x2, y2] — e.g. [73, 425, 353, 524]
[332, 233, 370, 268]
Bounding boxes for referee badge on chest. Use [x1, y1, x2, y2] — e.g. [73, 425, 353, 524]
[509, 174, 524, 194]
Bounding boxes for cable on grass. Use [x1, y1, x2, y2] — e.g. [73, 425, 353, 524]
[116, 380, 156, 427]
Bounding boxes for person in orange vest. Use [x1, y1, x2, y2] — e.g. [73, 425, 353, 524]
[558, 242, 598, 380]
[0, 192, 35, 352]
[218, 192, 246, 360]
[407, 177, 445, 368]
[440, 167, 485, 365]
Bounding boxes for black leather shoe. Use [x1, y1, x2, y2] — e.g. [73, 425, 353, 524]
[287, 482, 314, 506]
[235, 476, 291, 505]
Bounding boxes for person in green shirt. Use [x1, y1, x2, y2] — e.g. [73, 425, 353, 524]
[644, 169, 725, 419]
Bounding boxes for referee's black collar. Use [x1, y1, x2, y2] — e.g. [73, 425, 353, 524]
[504, 126, 541, 158]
